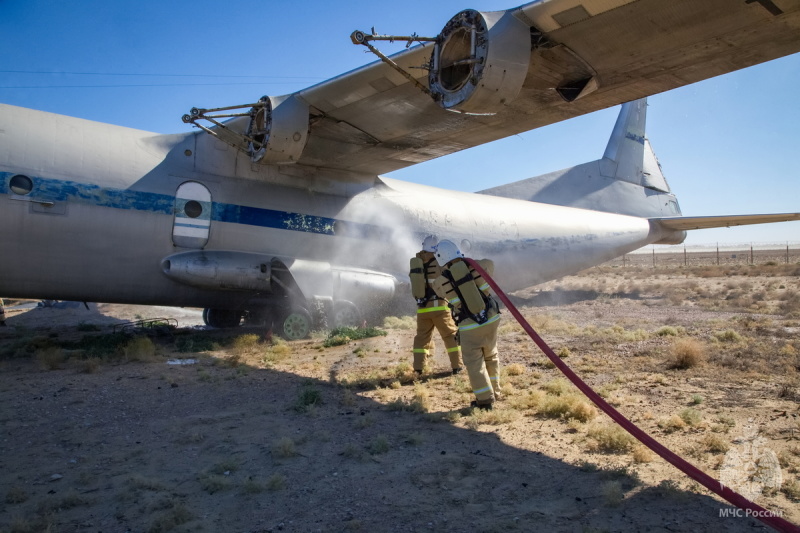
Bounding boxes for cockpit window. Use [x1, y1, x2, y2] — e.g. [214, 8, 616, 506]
[9, 175, 33, 195]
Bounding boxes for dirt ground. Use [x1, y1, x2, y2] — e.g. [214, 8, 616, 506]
[1, 262, 799, 533]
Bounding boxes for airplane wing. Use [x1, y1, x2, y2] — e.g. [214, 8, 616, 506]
[290, 0, 800, 175]
[652, 213, 800, 232]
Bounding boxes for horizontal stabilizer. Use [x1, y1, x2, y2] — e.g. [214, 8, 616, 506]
[652, 213, 800, 231]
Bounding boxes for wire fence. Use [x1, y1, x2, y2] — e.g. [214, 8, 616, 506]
[606, 243, 800, 268]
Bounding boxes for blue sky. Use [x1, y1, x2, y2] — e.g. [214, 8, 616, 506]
[2, 0, 798, 246]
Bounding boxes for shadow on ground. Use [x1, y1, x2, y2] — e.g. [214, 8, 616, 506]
[0, 329, 766, 533]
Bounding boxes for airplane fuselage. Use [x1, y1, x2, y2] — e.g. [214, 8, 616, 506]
[0, 104, 677, 315]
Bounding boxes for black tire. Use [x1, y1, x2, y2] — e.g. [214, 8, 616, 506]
[278, 306, 313, 340]
[332, 300, 361, 328]
[204, 308, 242, 328]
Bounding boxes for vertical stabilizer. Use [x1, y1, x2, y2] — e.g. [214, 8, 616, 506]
[478, 98, 679, 218]
[600, 99, 647, 185]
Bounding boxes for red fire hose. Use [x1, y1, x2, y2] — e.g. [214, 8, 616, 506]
[465, 258, 798, 533]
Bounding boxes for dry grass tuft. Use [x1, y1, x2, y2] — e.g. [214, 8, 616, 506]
[464, 408, 520, 429]
[35, 346, 66, 370]
[659, 414, 687, 433]
[382, 316, 416, 330]
[505, 363, 526, 376]
[632, 445, 656, 463]
[702, 434, 729, 453]
[538, 393, 598, 422]
[602, 480, 624, 507]
[272, 437, 298, 458]
[123, 336, 157, 362]
[266, 473, 287, 491]
[668, 338, 705, 369]
[587, 423, 635, 453]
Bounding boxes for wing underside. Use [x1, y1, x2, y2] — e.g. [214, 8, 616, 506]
[289, 0, 800, 175]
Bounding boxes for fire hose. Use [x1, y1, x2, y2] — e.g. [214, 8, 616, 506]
[464, 258, 799, 533]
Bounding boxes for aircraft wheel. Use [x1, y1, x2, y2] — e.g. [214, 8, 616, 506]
[278, 306, 313, 340]
[332, 300, 361, 328]
[204, 308, 242, 328]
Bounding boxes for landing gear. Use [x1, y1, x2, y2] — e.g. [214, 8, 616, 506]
[277, 306, 313, 340]
[332, 300, 362, 328]
[203, 308, 242, 328]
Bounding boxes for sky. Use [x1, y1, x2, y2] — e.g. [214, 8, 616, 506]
[2, 0, 798, 247]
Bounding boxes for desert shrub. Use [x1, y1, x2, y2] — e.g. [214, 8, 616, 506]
[602, 481, 624, 507]
[668, 338, 705, 369]
[782, 480, 800, 501]
[541, 378, 571, 396]
[295, 383, 323, 411]
[174, 334, 218, 353]
[36, 346, 66, 370]
[659, 414, 686, 433]
[713, 329, 743, 343]
[505, 363, 526, 376]
[509, 389, 545, 411]
[702, 434, 729, 453]
[368, 435, 390, 455]
[538, 393, 597, 422]
[272, 437, 297, 458]
[679, 408, 702, 426]
[322, 326, 387, 347]
[656, 326, 680, 337]
[587, 423, 635, 453]
[266, 473, 287, 491]
[230, 334, 262, 355]
[632, 445, 656, 463]
[123, 336, 157, 362]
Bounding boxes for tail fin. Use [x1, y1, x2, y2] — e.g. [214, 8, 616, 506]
[478, 98, 682, 219]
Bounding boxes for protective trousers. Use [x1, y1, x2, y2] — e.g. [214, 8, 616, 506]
[412, 308, 462, 372]
[459, 316, 501, 403]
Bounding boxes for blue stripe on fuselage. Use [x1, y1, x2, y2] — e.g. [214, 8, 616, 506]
[0, 172, 376, 237]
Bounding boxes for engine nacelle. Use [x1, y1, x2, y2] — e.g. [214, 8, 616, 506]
[429, 9, 531, 114]
[246, 94, 310, 164]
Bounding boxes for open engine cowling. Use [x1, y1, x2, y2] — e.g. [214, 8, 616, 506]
[246, 95, 310, 164]
[428, 9, 531, 114]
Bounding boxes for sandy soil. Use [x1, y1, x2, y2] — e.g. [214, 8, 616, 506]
[1, 265, 799, 533]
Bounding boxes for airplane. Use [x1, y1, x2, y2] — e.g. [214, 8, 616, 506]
[2, 0, 800, 339]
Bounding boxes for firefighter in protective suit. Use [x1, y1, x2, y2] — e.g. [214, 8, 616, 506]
[431, 240, 501, 409]
[410, 236, 463, 375]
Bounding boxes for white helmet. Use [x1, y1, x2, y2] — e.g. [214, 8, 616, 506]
[434, 239, 463, 266]
[421, 235, 439, 252]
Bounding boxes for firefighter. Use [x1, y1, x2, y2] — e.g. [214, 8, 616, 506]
[431, 240, 501, 409]
[0, 298, 6, 326]
[409, 236, 463, 376]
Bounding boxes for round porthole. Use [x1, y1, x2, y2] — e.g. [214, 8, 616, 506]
[9, 175, 33, 195]
[184, 200, 203, 218]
